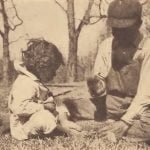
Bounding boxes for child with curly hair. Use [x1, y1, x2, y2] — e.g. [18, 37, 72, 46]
[9, 39, 81, 140]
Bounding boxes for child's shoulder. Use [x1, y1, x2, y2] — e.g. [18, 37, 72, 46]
[12, 74, 38, 90]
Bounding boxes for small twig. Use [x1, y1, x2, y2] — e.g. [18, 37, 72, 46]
[0, 30, 4, 38]
[88, 15, 107, 25]
[76, 0, 94, 35]
[89, 18, 103, 25]
[9, 35, 25, 44]
[55, 0, 67, 13]
[8, 0, 23, 31]
[88, 0, 107, 25]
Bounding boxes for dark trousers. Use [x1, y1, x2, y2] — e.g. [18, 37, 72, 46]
[91, 96, 107, 121]
[106, 94, 150, 141]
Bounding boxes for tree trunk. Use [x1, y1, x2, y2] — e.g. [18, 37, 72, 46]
[2, 31, 10, 86]
[67, 35, 78, 82]
[0, 0, 11, 86]
[67, 0, 78, 82]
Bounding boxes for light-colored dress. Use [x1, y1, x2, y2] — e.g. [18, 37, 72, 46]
[9, 61, 69, 140]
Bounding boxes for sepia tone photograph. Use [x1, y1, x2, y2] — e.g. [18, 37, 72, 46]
[0, 0, 150, 149]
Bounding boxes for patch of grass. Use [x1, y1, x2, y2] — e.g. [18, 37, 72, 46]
[0, 128, 149, 150]
[0, 85, 10, 113]
[0, 85, 149, 150]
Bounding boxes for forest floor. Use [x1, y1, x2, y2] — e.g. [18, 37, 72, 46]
[0, 84, 149, 150]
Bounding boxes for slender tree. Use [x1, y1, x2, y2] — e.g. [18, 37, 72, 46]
[0, 0, 23, 85]
[55, 0, 148, 82]
[55, 0, 106, 82]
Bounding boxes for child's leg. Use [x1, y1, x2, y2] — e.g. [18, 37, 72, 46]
[23, 110, 57, 137]
[56, 105, 82, 133]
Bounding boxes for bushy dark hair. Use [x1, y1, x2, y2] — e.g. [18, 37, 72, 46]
[22, 39, 64, 74]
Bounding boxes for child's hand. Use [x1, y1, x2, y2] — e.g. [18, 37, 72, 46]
[44, 102, 56, 112]
[43, 96, 54, 104]
[43, 96, 56, 112]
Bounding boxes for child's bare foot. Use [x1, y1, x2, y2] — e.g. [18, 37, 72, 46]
[57, 120, 82, 136]
[60, 120, 82, 131]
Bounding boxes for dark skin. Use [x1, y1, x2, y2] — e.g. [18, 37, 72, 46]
[99, 23, 142, 142]
[112, 23, 141, 46]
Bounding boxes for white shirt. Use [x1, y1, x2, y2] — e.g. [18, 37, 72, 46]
[94, 36, 150, 124]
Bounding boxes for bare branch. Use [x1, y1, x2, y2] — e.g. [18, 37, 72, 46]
[77, 0, 107, 26]
[0, 0, 23, 31]
[76, 0, 94, 35]
[8, 0, 23, 31]
[0, 0, 10, 30]
[75, 17, 90, 24]
[75, 15, 106, 25]
[9, 35, 25, 44]
[88, 15, 107, 25]
[0, 30, 4, 38]
[55, 0, 67, 13]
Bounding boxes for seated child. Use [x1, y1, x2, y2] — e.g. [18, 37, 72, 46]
[8, 39, 81, 140]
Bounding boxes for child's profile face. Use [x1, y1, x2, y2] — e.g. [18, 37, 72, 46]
[36, 65, 58, 82]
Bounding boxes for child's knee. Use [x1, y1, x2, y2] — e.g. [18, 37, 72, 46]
[56, 105, 70, 117]
[36, 110, 56, 124]
[27, 110, 57, 135]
